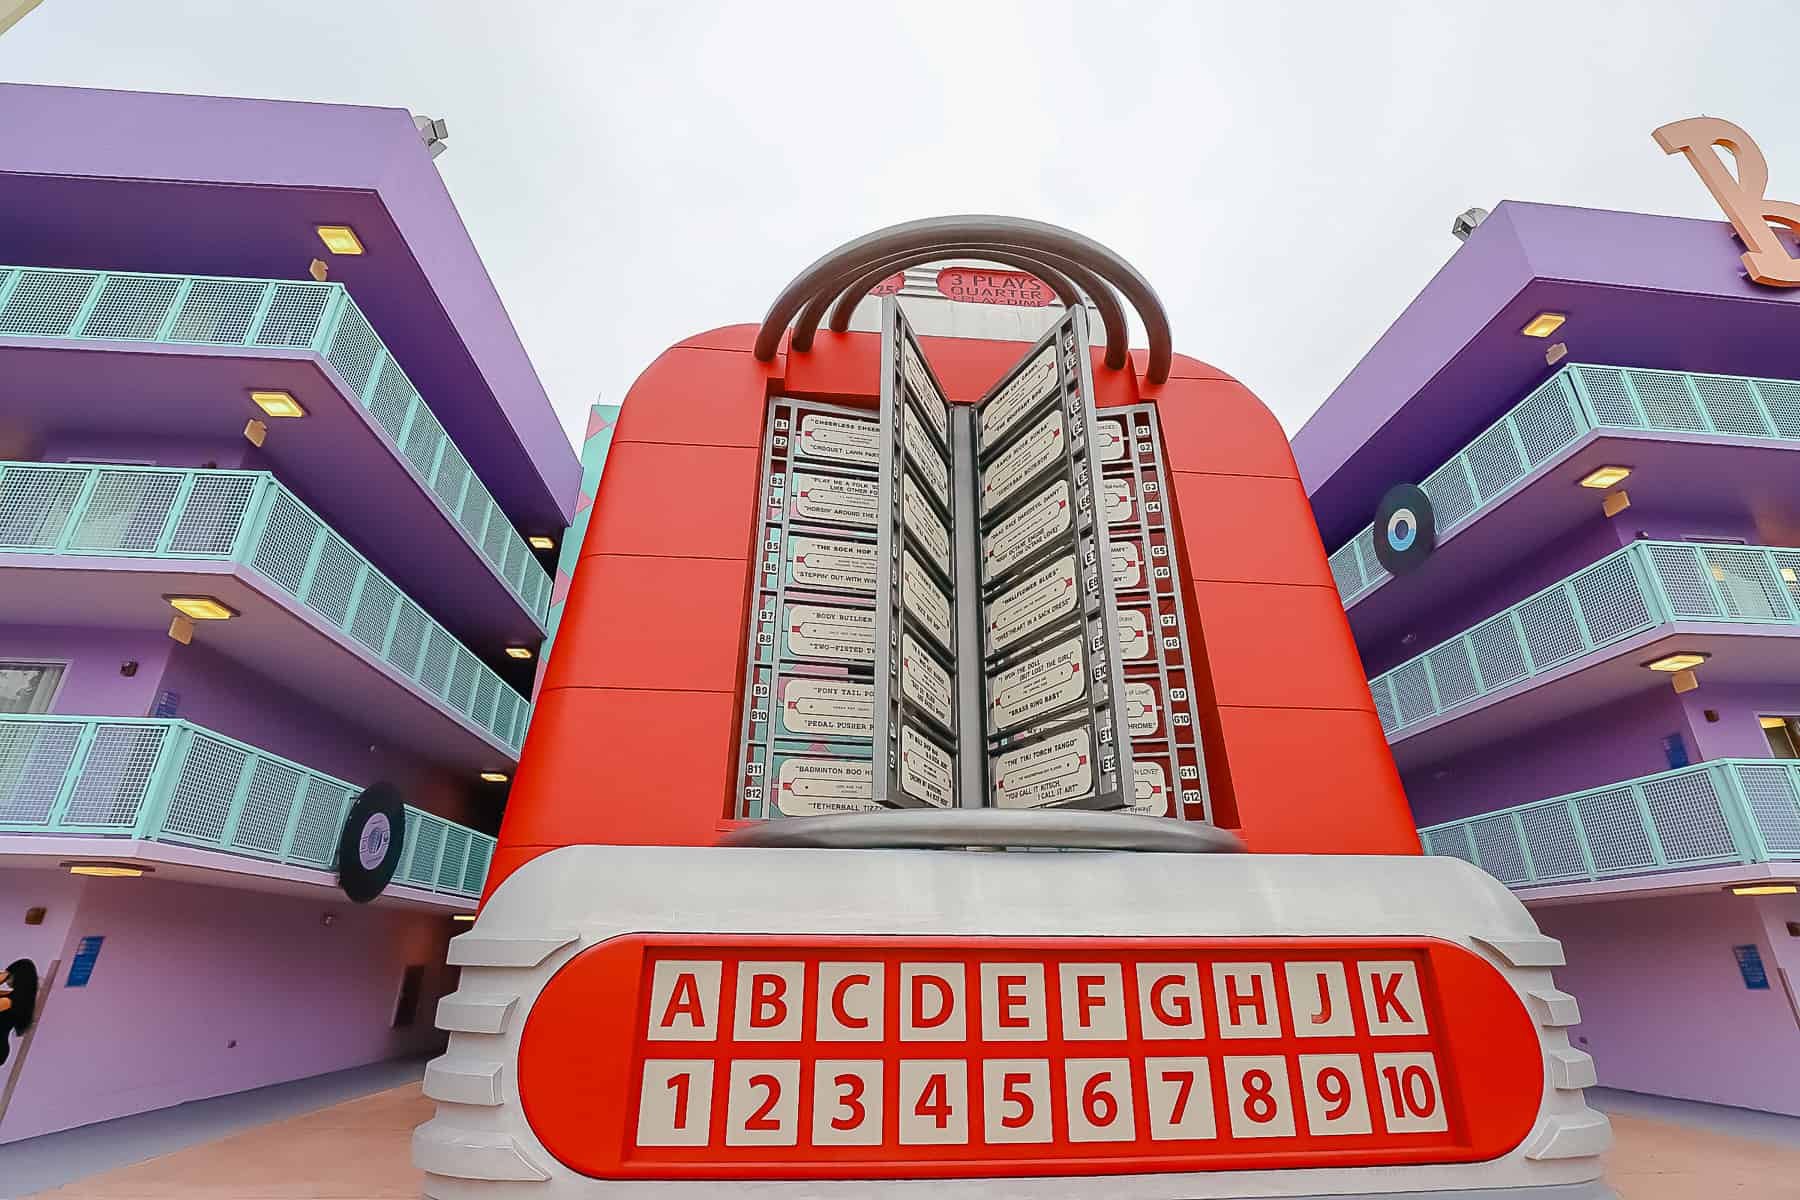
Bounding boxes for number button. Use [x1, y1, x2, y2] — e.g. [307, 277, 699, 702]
[725, 1060, 800, 1146]
[1223, 1056, 1296, 1138]
[1297, 1054, 1373, 1136]
[1063, 1058, 1135, 1143]
[1374, 1052, 1448, 1134]
[636, 1060, 714, 1147]
[898, 1061, 969, 1145]
[980, 1058, 1052, 1144]
[1145, 1056, 1216, 1141]
[811, 1060, 883, 1146]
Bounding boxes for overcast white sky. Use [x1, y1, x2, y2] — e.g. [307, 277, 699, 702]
[5, 1, 1798, 452]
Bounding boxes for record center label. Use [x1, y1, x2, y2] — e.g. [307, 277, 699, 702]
[900, 724, 955, 807]
[773, 757, 876, 815]
[902, 341, 949, 445]
[778, 677, 874, 739]
[903, 475, 952, 575]
[902, 552, 955, 651]
[979, 345, 1058, 446]
[988, 555, 1079, 654]
[785, 604, 875, 663]
[903, 412, 950, 504]
[791, 473, 879, 529]
[901, 632, 955, 730]
[798, 414, 880, 467]
[981, 408, 1065, 516]
[789, 537, 877, 593]
[993, 724, 1095, 808]
[983, 480, 1071, 581]
[989, 635, 1085, 731]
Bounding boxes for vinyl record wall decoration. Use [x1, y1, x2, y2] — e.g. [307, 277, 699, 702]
[1372, 483, 1436, 575]
[336, 782, 406, 903]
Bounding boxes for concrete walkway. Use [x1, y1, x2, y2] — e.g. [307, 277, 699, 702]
[11, 1081, 1800, 1197]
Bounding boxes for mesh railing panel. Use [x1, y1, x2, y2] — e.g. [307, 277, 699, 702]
[162, 734, 249, 843]
[61, 725, 167, 828]
[1700, 546, 1790, 622]
[368, 357, 416, 442]
[1642, 771, 1739, 863]
[1574, 366, 1640, 426]
[406, 814, 445, 887]
[1517, 586, 1584, 670]
[0, 464, 87, 547]
[1421, 457, 1477, 532]
[1737, 765, 1800, 854]
[1757, 378, 1800, 439]
[252, 283, 331, 348]
[438, 824, 471, 891]
[167, 474, 257, 556]
[325, 299, 382, 396]
[0, 269, 96, 335]
[168, 278, 266, 344]
[1464, 421, 1526, 504]
[83, 274, 182, 340]
[1470, 814, 1529, 885]
[1692, 375, 1773, 437]
[291, 777, 353, 866]
[1518, 803, 1587, 881]
[1512, 376, 1583, 466]
[0, 721, 84, 824]
[232, 758, 305, 853]
[67, 471, 181, 552]
[1625, 369, 1708, 432]
[1569, 554, 1654, 643]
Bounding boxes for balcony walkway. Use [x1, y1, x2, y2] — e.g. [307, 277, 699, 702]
[0, 265, 552, 626]
[0, 461, 531, 760]
[1330, 363, 1800, 609]
[10, 1081, 1792, 1198]
[0, 716, 494, 903]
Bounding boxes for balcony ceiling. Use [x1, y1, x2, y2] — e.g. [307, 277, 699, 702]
[1297, 202, 1800, 548]
[0, 84, 578, 532]
[0, 558, 521, 775]
[1388, 625, 1800, 773]
[0, 340, 545, 657]
[1350, 433, 1800, 660]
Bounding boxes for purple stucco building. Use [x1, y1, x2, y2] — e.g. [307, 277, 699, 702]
[1297, 199, 1800, 1115]
[0, 84, 578, 1141]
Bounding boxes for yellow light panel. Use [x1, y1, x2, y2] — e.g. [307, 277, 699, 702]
[167, 596, 236, 621]
[69, 864, 145, 877]
[1521, 312, 1567, 338]
[1761, 716, 1789, 729]
[528, 535, 556, 551]
[1578, 466, 1631, 489]
[480, 771, 509, 783]
[1645, 652, 1707, 672]
[1732, 884, 1799, 896]
[316, 225, 364, 255]
[452, 914, 477, 922]
[505, 646, 533, 660]
[251, 390, 306, 418]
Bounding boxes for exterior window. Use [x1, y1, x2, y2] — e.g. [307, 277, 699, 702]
[0, 662, 65, 714]
[1763, 715, 1800, 759]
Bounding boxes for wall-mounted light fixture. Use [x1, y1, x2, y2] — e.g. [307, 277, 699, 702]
[64, 862, 151, 878]
[250, 390, 306, 418]
[1579, 466, 1632, 489]
[479, 771, 509, 783]
[1731, 883, 1799, 896]
[316, 225, 365, 255]
[165, 596, 238, 621]
[504, 646, 533, 660]
[528, 535, 556, 551]
[1521, 312, 1567, 338]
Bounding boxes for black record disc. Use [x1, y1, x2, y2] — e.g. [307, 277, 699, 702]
[336, 782, 406, 903]
[1372, 484, 1436, 575]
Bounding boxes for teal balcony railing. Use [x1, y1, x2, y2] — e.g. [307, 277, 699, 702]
[0, 716, 494, 899]
[1329, 364, 1800, 606]
[1370, 539, 1800, 739]
[1420, 759, 1800, 889]
[0, 264, 551, 627]
[0, 461, 530, 755]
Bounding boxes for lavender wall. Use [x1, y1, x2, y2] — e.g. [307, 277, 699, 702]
[1680, 683, 1800, 761]
[2, 626, 171, 717]
[155, 642, 488, 832]
[1402, 684, 1696, 825]
[0, 867, 458, 1143]
[1537, 890, 1800, 1114]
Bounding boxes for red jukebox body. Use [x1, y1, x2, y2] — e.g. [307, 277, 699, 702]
[416, 219, 1611, 1200]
